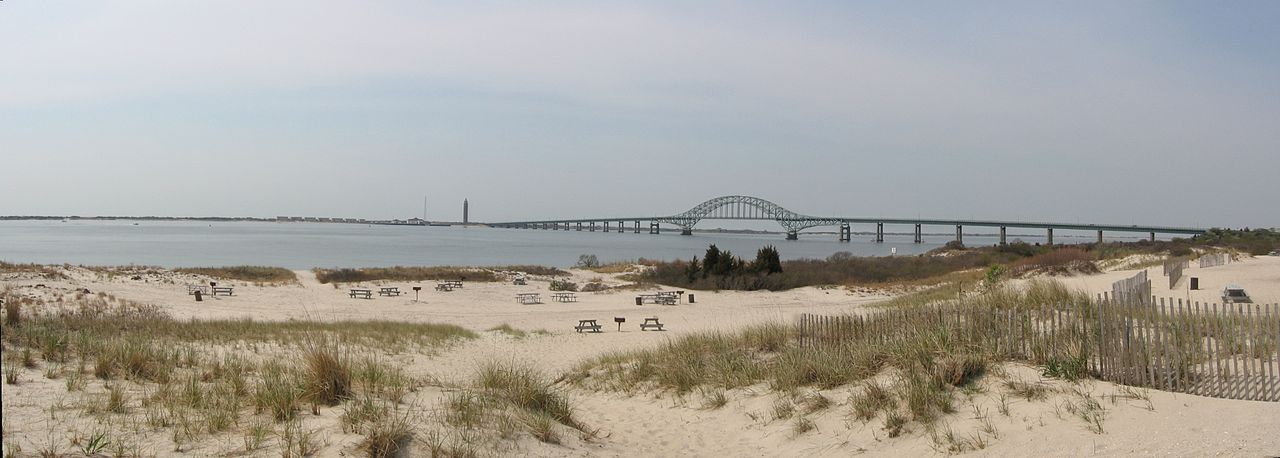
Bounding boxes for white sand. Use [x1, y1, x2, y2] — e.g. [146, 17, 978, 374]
[3, 260, 1279, 457]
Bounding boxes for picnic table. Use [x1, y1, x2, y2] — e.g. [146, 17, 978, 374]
[640, 317, 665, 331]
[637, 294, 677, 305]
[513, 277, 528, 285]
[575, 319, 602, 333]
[551, 292, 577, 303]
[435, 283, 454, 292]
[443, 280, 464, 289]
[516, 293, 542, 304]
[186, 284, 209, 295]
[211, 286, 234, 296]
[349, 288, 372, 299]
[378, 287, 401, 297]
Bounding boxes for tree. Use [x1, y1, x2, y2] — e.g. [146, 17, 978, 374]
[576, 254, 600, 268]
[703, 245, 721, 278]
[685, 256, 701, 282]
[753, 245, 783, 274]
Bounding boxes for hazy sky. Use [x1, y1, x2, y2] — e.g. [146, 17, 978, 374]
[2, 1, 1277, 228]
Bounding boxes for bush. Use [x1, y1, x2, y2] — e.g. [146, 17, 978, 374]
[549, 279, 578, 292]
[313, 267, 499, 284]
[576, 254, 600, 269]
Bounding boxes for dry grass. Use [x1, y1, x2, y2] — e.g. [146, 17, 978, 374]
[566, 281, 1093, 434]
[174, 266, 297, 284]
[313, 266, 501, 284]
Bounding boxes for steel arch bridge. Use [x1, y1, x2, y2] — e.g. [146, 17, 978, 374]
[486, 194, 1206, 243]
[656, 195, 841, 235]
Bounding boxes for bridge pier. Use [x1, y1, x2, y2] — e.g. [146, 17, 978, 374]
[680, 228, 692, 235]
[875, 223, 884, 243]
[603, 221, 608, 232]
[914, 224, 922, 243]
[619, 221, 625, 233]
[955, 225, 963, 245]
[634, 221, 641, 234]
[649, 222, 660, 234]
[786, 231, 798, 240]
[999, 226, 1007, 246]
[576, 222, 582, 231]
[1046, 228, 1053, 245]
[589, 222, 596, 232]
[839, 223, 851, 242]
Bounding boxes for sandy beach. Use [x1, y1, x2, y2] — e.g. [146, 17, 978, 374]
[3, 256, 1279, 457]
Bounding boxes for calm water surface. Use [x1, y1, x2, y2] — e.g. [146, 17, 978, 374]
[0, 220, 1131, 269]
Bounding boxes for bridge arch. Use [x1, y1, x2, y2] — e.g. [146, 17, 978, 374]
[656, 195, 840, 236]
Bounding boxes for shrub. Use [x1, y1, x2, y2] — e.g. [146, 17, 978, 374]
[576, 254, 600, 269]
[174, 266, 297, 283]
[549, 279, 578, 292]
[313, 267, 500, 284]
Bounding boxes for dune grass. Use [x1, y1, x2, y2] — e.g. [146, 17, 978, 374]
[564, 281, 1089, 434]
[313, 266, 501, 284]
[174, 266, 297, 284]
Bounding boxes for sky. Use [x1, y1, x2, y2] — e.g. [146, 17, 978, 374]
[2, 1, 1277, 229]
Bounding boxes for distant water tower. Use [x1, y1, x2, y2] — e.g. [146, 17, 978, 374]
[463, 199, 469, 225]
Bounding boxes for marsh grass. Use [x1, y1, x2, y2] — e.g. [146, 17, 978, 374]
[301, 335, 352, 405]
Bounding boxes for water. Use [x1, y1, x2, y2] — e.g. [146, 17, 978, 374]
[0, 220, 1136, 269]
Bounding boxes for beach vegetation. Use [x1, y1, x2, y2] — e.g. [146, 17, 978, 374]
[313, 266, 500, 283]
[174, 266, 297, 284]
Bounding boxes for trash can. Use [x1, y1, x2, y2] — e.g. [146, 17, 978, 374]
[688, 294, 695, 304]
[1190, 277, 1199, 290]
[635, 296, 643, 306]
[194, 290, 203, 302]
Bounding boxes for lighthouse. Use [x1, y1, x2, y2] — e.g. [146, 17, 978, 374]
[463, 199, 469, 225]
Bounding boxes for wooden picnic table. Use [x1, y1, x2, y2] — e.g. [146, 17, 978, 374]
[551, 292, 577, 302]
[516, 293, 542, 304]
[349, 288, 372, 299]
[378, 287, 401, 297]
[575, 319, 602, 333]
[187, 285, 209, 295]
[640, 317, 665, 331]
[637, 294, 676, 305]
[443, 280, 464, 288]
[435, 283, 454, 292]
[211, 286, 234, 296]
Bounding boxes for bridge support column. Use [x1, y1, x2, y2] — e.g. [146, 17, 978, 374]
[914, 224, 922, 243]
[875, 223, 884, 243]
[602, 221, 608, 232]
[1149, 232, 1155, 242]
[589, 222, 596, 232]
[649, 222, 660, 234]
[618, 221, 625, 233]
[634, 221, 640, 234]
[839, 223, 851, 242]
[999, 227, 1007, 246]
[1046, 228, 1053, 245]
[680, 228, 692, 235]
[1097, 230, 1103, 245]
[955, 225, 963, 245]
[564, 222, 570, 231]
[786, 231, 798, 240]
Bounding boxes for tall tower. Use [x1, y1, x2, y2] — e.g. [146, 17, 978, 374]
[463, 199, 469, 225]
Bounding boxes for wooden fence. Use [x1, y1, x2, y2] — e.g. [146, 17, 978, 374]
[1111, 270, 1150, 301]
[796, 297, 1279, 402]
[1199, 253, 1231, 268]
[1164, 259, 1187, 289]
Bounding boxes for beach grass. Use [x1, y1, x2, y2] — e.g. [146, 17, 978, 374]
[564, 281, 1087, 432]
[312, 266, 501, 284]
[174, 266, 297, 284]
